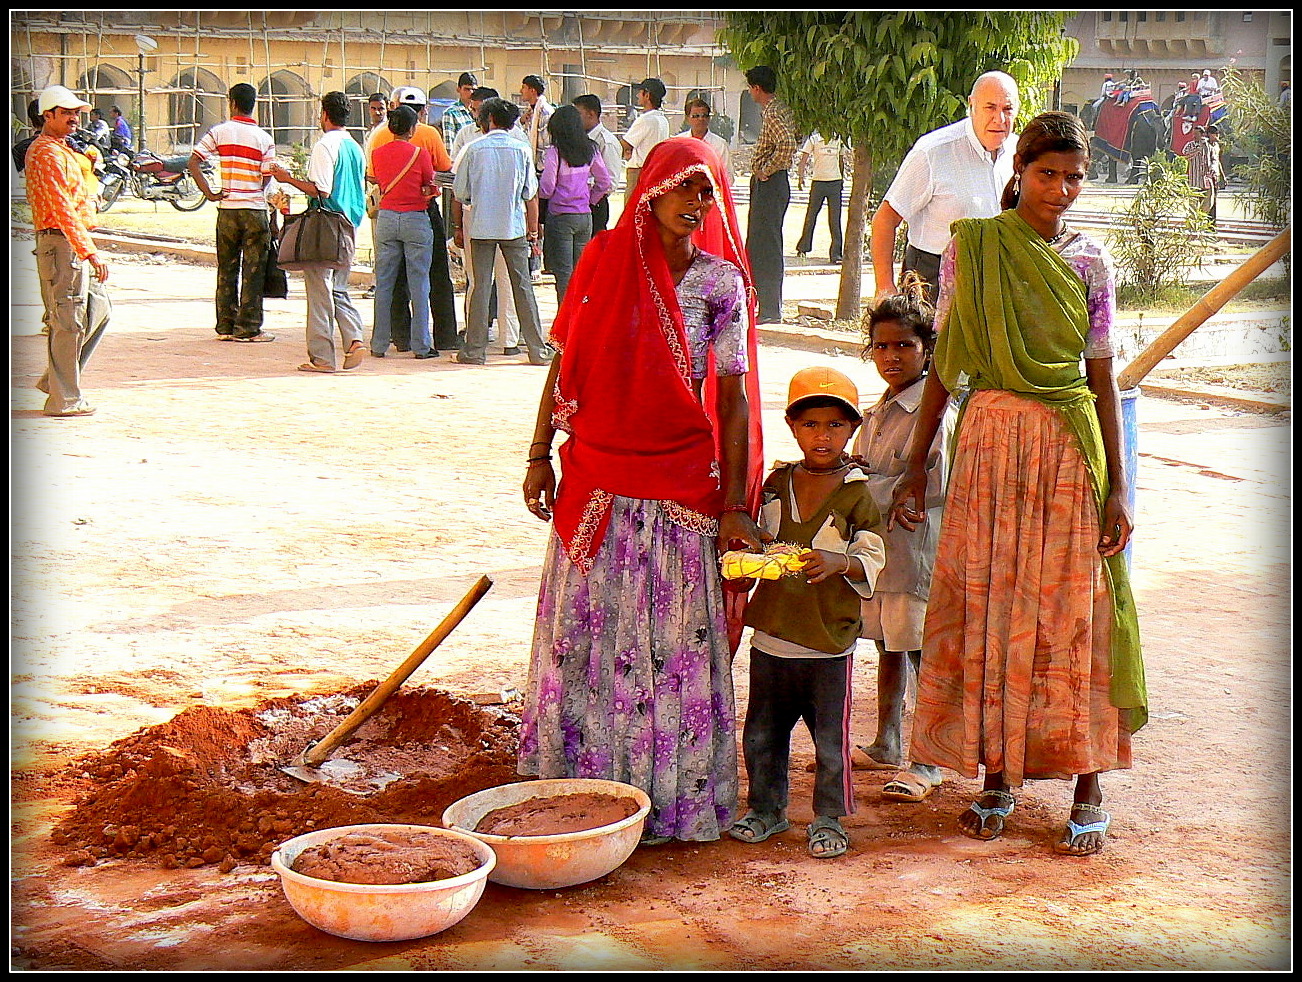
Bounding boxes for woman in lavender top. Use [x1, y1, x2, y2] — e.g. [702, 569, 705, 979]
[540, 105, 614, 304]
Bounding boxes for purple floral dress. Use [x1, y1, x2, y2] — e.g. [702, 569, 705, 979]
[518, 252, 748, 842]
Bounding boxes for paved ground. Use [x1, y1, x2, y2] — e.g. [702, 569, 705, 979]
[9, 237, 1292, 970]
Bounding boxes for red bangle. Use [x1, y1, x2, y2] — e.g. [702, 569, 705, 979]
[722, 504, 751, 515]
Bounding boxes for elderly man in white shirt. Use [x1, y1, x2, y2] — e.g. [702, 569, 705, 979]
[618, 77, 669, 204]
[870, 71, 1020, 303]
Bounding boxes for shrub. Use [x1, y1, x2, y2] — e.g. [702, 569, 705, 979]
[1105, 156, 1214, 306]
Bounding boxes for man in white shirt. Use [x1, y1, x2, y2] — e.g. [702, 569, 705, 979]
[794, 130, 848, 264]
[618, 77, 669, 204]
[574, 93, 624, 233]
[870, 71, 1019, 303]
[673, 97, 732, 188]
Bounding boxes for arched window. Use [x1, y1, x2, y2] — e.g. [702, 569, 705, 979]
[78, 65, 135, 121]
[167, 68, 224, 150]
[257, 70, 313, 149]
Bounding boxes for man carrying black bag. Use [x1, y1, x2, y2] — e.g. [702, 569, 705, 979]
[269, 92, 366, 373]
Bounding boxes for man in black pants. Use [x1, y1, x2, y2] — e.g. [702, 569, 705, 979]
[743, 66, 798, 325]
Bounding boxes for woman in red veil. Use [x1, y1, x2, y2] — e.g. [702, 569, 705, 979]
[519, 138, 764, 843]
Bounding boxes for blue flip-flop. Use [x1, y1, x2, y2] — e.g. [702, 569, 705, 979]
[1054, 803, 1111, 855]
[961, 789, 1015, 840]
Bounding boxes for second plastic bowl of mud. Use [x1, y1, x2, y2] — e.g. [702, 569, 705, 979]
[442, 778, 651, 890]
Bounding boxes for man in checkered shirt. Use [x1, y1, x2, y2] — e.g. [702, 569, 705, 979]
[744, 65, 798, 324]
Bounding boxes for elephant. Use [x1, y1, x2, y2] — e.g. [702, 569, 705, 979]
[1084, 97, 1166, 184]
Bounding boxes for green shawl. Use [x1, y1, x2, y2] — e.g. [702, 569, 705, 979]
[936, 209, 1147, 733]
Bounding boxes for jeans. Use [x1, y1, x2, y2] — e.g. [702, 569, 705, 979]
[214, 207, 270, 337]
[746, 169, 790, 322]
[796, 179, 844, 262]
[302, 264, 363, 367]
[34, 232, 112, 413]
[373, 210, 434, 357]
[542, 210, 592, 305]
[387, 195, 459, 352]
[464, 238, 547, 363]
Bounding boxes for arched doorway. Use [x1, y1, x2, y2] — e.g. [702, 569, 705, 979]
[78, 65, 135, 122]
[12, 66, 38, 136]
[167, 68, 225, 151]
[257, 70, 313, 149]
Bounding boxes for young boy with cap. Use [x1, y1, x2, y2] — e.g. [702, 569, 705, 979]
[729, 367, 887, 859]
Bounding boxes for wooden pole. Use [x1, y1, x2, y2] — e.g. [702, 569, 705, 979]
[1118, 226, 1291, 390]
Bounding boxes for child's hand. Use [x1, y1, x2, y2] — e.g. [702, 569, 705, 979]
[799, 550, 850, 584]
[889, 465, 928, 532]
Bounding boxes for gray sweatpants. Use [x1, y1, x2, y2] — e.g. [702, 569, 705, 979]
[301, 264, 363, 368]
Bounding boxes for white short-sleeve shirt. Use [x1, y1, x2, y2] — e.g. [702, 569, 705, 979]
[623, 109, 669, 168]
[884, 118, 1016, 255]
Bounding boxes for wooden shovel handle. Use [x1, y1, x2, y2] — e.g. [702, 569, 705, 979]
[299, 575, 493, 767]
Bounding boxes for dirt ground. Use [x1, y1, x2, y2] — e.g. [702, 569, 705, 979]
[9, 243, 1292, 971]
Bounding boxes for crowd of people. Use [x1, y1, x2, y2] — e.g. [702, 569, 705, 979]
[23, 69, 1148, 860]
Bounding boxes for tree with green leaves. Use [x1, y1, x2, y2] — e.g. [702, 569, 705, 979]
[1220, 66, 1290, 232]
[721, 12, 1077, 319]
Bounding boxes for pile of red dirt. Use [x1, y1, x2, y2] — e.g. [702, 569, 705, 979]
[51, 685, 520, 872]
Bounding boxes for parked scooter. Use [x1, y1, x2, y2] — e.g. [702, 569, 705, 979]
[97, 148, 210, 213]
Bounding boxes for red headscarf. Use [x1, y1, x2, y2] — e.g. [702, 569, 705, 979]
[547, 138, 764, 628]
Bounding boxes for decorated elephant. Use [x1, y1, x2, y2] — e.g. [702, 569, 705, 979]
[1084, 91, 1165, 184]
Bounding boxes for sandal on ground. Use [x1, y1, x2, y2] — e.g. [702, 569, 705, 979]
[807, 817, 849, 859]
[233, 332, 276, 342]
[297, 361, 335, 373]
[1054, 802, 1111, 856]
[342, 343, 366, 370]
[805, 744, 898, 772]
[728, 811, 790, 844]
[881, 767, 943, 803]
[960, 789, 1015, 841]
[639, 832, 673, 847]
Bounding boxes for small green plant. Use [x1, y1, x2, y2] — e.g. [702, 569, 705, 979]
[1106, 156, 1214, 307]
[1277, 315, 1291, 354]
[286, 142, 311, 181]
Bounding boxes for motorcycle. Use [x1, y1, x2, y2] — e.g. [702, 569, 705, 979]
[97, 148, 210, 213]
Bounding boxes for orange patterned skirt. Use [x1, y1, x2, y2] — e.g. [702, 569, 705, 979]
[910, 390, 1131, 785]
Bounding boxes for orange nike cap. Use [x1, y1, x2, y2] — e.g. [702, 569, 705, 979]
[786, 366, 861, 420]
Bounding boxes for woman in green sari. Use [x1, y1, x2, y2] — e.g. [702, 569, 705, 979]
[890, 112, 1146, 856]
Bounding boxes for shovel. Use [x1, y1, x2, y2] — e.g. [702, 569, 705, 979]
[280, 575, 493, 787]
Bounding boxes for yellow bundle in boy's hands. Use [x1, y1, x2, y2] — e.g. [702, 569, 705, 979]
[720, 545, 807, 580]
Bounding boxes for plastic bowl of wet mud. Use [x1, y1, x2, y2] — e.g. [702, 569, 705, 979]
[442, 778, 651, 890]
[270, 823, 496, 942]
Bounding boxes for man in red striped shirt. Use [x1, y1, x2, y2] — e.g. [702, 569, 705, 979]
[189, 83, 278, 342]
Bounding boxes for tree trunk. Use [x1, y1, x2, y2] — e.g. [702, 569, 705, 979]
[835, 144, 873, 321]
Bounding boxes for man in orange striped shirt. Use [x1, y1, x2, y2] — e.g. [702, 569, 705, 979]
[27, 85, 112, 417]
[189, 83, 278, 342]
